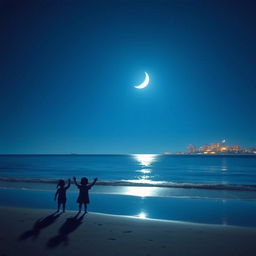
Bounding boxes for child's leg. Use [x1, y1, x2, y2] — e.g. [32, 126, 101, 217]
[78, 203, 82, 212]
[63, 203, 66, 212]
[84, 203, 87, 212]
[57, 202, 61, 212]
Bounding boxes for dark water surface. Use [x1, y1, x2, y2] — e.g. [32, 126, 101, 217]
[0, 154, 255, 188]
[0, 154, 255, 226]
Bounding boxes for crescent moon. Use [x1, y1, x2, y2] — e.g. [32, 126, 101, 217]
[134, 72, 150, 89]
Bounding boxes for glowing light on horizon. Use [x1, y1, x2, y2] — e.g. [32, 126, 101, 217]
[133, 154, 158, 167]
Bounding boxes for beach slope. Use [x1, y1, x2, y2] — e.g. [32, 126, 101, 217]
[0, 206, 256, 256]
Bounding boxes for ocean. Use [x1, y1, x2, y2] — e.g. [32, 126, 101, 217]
[0, 154, 256, 226]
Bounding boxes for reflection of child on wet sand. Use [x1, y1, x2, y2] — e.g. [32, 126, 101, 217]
[73, 176, 98, 213]
[55, 179, 71, 212]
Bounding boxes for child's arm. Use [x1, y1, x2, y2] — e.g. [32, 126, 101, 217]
[65, 179, 71, 189]
[88, 178, 98, 189]
[73, 176, 80, 187]
[54, 189, 59, 200]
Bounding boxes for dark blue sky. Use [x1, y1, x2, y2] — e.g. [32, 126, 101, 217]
[0, 0, 255, 154]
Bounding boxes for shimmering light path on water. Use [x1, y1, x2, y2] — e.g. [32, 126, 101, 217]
[0, 154, 256, 187]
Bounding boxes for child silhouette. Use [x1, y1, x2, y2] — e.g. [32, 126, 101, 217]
[73, 176, 97, 213]
[55, 179, 71, 212]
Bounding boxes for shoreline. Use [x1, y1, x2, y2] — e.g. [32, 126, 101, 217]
[1, 206, 256, 256]
[3, 204, 256, 229]
[1, 187, 256, 227]
[1, 177, 256, 195]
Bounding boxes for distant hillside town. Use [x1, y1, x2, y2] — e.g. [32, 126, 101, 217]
[164, 140, 256, 155]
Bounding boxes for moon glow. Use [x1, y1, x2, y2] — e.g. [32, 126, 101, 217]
[134, 72, 150, 89]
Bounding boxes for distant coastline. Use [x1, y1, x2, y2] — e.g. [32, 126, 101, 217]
[0, 153, 255, 156]
[163, 152, 256, 156]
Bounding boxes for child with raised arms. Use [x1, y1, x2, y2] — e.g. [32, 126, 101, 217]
[73, 176, 97, 213]
[55, 178, 71, 212]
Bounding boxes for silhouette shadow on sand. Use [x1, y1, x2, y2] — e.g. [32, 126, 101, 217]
[19, 212, 62, 241]
[47, 212, 86, 248]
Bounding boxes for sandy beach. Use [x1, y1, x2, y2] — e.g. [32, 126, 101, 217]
[0, 206, 256, 256]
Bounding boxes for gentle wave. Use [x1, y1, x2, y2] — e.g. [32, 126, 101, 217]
[0, 177, 256, 191]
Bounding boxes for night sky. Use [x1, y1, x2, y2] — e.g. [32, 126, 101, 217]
[0, 0, 255, 154]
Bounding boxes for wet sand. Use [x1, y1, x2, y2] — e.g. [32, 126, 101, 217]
[0, 206, 256, 256]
